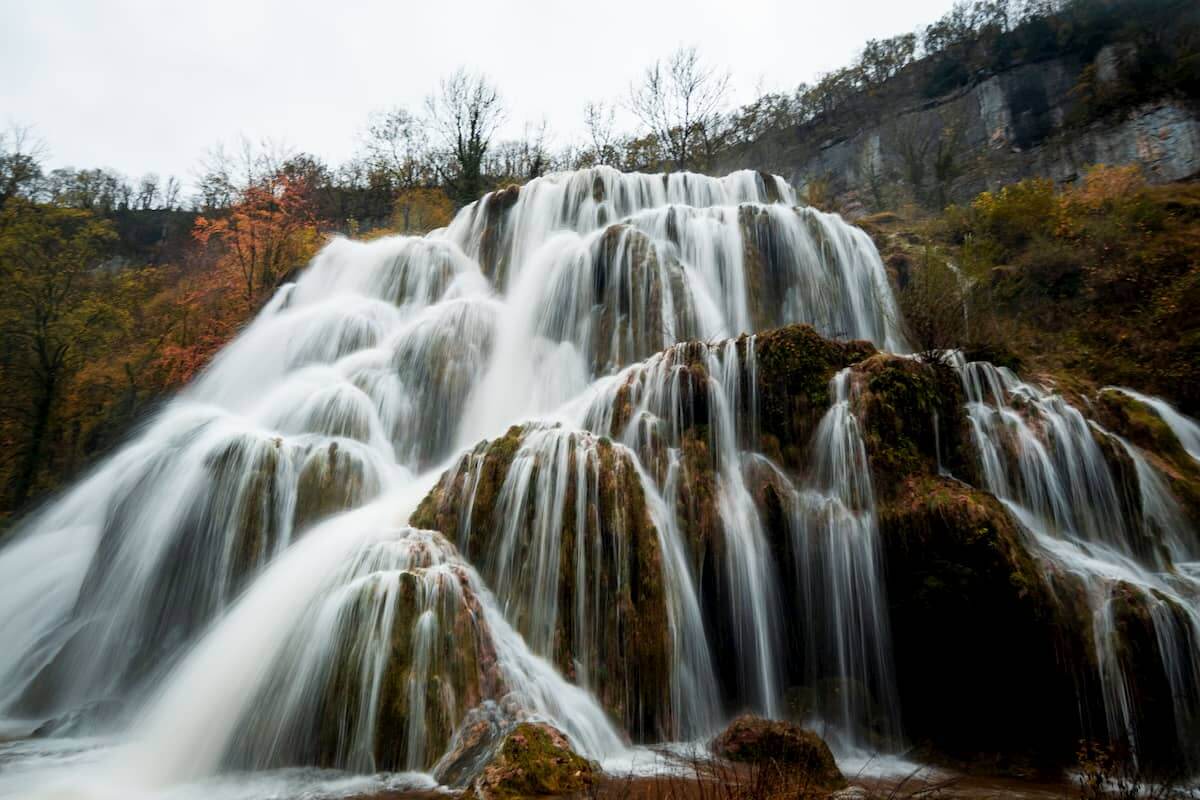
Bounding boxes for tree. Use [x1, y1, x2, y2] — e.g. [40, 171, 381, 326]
[195, 137, 295, 212]
[192, 174, 320, 307]
[858, 34, 918, 86]
[488, 120, 554, 183]
[0, 125, 46, 207]
[362, 107, 434, 230]
[362, 108, 429, 186]
[897, 250, 969, 361]
[0, 200, 117, 506]
[628, 46, 730, 171]
[583, 101, 619, 167]
[890, 115, 933, 202]
[426, 69, 505, 208]
[136, 173, 161, 210]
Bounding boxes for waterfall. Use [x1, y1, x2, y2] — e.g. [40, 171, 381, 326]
[1, 165, 1197, 796]
[954, 355, 1200, 766]
[1103, 386, 1200, 464]
[785, 368, 899, 750]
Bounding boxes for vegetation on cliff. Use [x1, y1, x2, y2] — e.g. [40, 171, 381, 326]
[866, 164, 1200, 416]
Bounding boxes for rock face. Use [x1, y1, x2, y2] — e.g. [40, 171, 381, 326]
[712, 714, 845, 788]
[752, 325, 875, 471]
[461, 722, 598, 800]
[877, 474, 1087, 766]
[723, 45, 1200, 209]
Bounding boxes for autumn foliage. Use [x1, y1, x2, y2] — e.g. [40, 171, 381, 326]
[158, 176, 322, 386]
[936, 164, 1200, 412]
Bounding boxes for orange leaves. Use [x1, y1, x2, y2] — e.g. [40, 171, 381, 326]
[155, 174, 326, 388]
[191, 174, 321, 304]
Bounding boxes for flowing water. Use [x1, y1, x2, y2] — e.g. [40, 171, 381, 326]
[955, 357, 1200, 767]
[0, 166, 1197, 796]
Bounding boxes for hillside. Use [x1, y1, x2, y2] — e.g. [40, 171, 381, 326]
[722, 0, 1200, 211]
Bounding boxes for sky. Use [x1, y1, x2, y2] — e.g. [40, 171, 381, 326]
[1, 0, 959, 185]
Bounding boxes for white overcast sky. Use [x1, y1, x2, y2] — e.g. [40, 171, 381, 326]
[2, 0, 958, 183]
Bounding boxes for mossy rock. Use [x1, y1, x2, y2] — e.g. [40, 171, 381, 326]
[1101, 582, 1200, 771]
[463, 722, 598, 800]
[711, 714, 845, 789]
[752, 324, 874, 472]
[878, 475, 1090, 768]
[293, 441, 379, 532]
[853, 354, 971, 496]
[582, 224, 695, 372]
[1093, 389, 1200, 529]
[476, 184, 522, 286]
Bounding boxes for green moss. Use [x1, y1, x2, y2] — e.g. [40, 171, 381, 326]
[855, 355, 970, 496]
[753, 324, 874, 471]
[1093, 389, 1200, 529]
[314, 558, 493, 772]
[466, 722, 597, 799]
[411, 425, 672, 740]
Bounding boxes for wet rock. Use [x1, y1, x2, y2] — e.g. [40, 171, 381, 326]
[433, 702, 518, 788]
[412, 425, 671, 741]
[462, 722, 598, 800]
[711, 714, 845, 788]
[293, 441, 379, 531]
[30, 698, 122, 738]
[752, 324, 874, 471]
[878, 475, 1087, 767]
[853, 354, 971, 497]
[1095, 389, 1200, 528]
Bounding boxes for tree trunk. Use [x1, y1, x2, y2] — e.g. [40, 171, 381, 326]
[11, 370, 56, 508]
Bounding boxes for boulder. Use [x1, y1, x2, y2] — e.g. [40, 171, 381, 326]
[462, 722, 598, 800]
[878, 475, 1089, 767]
[711, 714, 845, 788]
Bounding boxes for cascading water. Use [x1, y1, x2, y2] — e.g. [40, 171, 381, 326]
[954, 356, 1200, 766]
[0, 164, 1198, 797]
[767, 368, 900, 750]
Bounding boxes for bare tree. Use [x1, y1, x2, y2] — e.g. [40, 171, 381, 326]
[628, 46, 730, 171]
[195, 136, 296, 210]
[425, 69, 505, 207]
[583, 101, 618, 166]
[487, 120, 557, 184]
[898, 250, 969, 361]
[136, 173, 161, 210]
[161, 176, 181, 210]
[362, 107, 430, 191]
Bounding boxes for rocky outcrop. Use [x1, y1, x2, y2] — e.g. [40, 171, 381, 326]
[724, 46, 1200, 211]
[878, 475, 1089, 767]
[851, 354, 972, 497]
[293, 440, 380, 531]
[411, 325, 1200, 773]
[752, 324, 874, 471]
